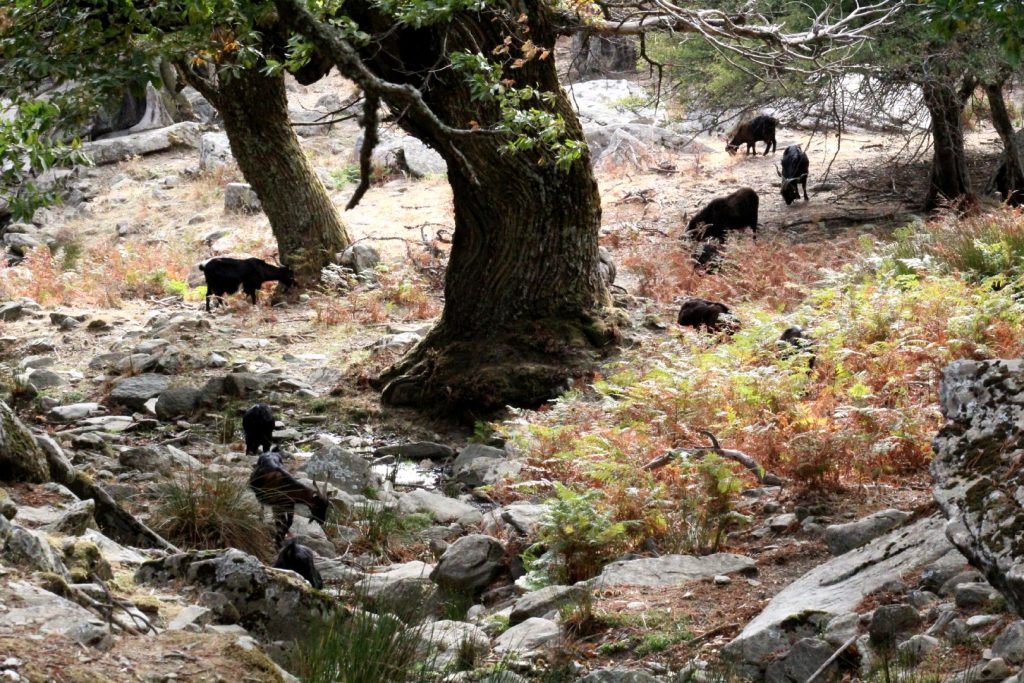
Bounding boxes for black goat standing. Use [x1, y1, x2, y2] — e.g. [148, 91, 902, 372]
[677, 298, 738, 333]
[273, 538, 324, 589]
[200, 257, 296, 312]
[726, 115, 778, 156]
[686, 188, 759, 242]
[242, 403, 275, 455]
[249, 452, 330, 548]
[777, 145, 810, 205]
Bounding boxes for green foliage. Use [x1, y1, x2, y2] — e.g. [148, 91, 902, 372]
[153, 468, 272, 559]
[926, 0, 1024, 65]
[290, 608, 432, 683]
[329, 165, 362, 188]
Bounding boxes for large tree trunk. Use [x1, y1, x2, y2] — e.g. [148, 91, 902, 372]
[986, 81, 1024, 206]
[921, 76, 975, 212]
[182, 67, 350, 283]
[277, 0, 615, 413]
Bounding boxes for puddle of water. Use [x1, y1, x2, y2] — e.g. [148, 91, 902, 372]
[371, 461, 441, 489]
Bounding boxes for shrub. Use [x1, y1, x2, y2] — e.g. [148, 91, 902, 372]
[153, 469, 272, 559]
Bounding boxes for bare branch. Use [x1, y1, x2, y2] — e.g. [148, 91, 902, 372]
[346, 92, 379, 211]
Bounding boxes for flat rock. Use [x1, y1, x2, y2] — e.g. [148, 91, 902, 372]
[492, 617, 560, 655]
[375, 441, 455, 461]
[510, 584, 586, 625]
[302, 446, 378, 495]
[398, 489, 482, 525]
[155, 386, 201, 420]
[354, 560, 433, 601]
[825, 509, 911, 555]
[0, 580, 110, 649]
[81, 122, 201, 166]
[592, 553, 755, 587]
[108, 374, 171, 411]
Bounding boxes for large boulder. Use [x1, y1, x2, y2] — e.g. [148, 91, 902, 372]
[430, 534, 505, 595]
[933, 359, 1024, 617]
[824, 509, 911, 556]
[199, 131, 234, 171]
[452, 444, 522, 487]
[398, 489, 482, 525]
[80, 122, 201, 166]
[360, 132, 446, 177]
[302, 446, 379, 495]
[565, 79, 663, 127]
[722, 515, 961, 677]
[108, 374, 172, 411]
[0, 400, 50, 483]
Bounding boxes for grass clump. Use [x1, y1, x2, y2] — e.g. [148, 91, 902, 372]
[153, 468, 272, 560]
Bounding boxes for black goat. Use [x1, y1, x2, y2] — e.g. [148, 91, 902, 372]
[677, 298, 738, 333]
[692, 242, 724, 274]
[778, 326, 816, 369]
[242, 403, 275, 455]
[273, 538, 323, 589]
[686, 188, 759, 242]
[249, 452, 330, 548]
[200, 257, 295, 312]
[777, 145, 810, 205]
[726, 115, 777, 156]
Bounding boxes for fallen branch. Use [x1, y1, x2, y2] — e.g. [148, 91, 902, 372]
[643, 430, 784, 486]
[806, 633, 858, 683]
[688, 621, 739, 647]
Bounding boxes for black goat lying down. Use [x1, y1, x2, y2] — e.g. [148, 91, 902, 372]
[242, 403, 275, 455]
[677, 298, 739, 334]
[273, 538, 323, 589]
[200, 257, 295, 312]
[249, 451, 330, 548]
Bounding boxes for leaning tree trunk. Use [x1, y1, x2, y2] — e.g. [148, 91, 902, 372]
[986, 81, 1024, 206]
[921, 77, 975, 212]
[182, 67, 350, 284]
[277, 0, 615, 413]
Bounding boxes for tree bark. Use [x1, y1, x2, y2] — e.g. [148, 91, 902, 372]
[182, 67, 350, 283]
[985, 81, 1024, 206]
[921, 76, 976, 212]
[276, 0, 616, 413]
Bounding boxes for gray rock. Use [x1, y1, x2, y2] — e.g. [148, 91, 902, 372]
[302, 446, 379, 495]
[0, 489, 16, 520]
[565, 79, 663, 127]
[374, 441, 454, 460]
[430, 534, 505, 595]
[199, 131, 234, 171]
[764, 638, 835, 683]
[768, 514, 799, 532]
[81, 122, 202, 166]
[868, 604, 920, 644]
[453, 444, 522, 487]
[0, 302, 25, 321]
[0, 580, 111, 649]
[19, 355, 56, 370]
[0, 400, 50, 483]
[954, 582, 1000, 608]
[224, 183, 262, 214]
[598, 246, 616, 285]
[510, 584, 587, 625]
[168, 605, 213, 632]
[118, 445, 202, 474]
[492, 617, 560, 655]
[155, 386, 201, 420]
[44, 499, 96, 536]
[722, 515, 960, 676]
[337, 243, 382, 275]
[939, 570, 985, 596]
[108, 374, 172, 411]
[415, 620, 490, 668]
[364, 133, 447, 177]
[593, 553, 755, 587]
[897, 634, 939, 664]
[26, 369, 65, 390]
[824, 509, 911, 555]
[354, 561, 435, 606]
[3, 232, 42, 254]
[823, 612, 860, 647]
[578, 669, 660, 683]
[398, 489, 482, 525]
[499, 503, 550, 537]
[992, 621, 1024, 665]
[0, 517, 70, 579]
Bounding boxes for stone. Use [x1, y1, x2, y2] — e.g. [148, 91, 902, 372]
[824, 509, 911, 556]
[354, 561, 436, 610]
[338, 243, 382, 275]
[135, 549, 337, 641]
[955, 582, 1001, 609]
[0, 517, 70, 579]
[44, 499, 96, 536]
[764, 638, 835, 683]
[81, 529, 147, 566]
[565, 79, 664, 127]
[415, 620, 490, 667]
[224, 183, 262, 213]
[155, 386, 201, 420]
[0, 400, 50, 483]
[0, 302, 25, 321]
[81, 122, 202, 166]
[492, 617, 560, 655]
[823, 612, 860, 647]
[302, 446, 378, 495]
[768, 514, 799, 532]
[118, 445, 202, 474]
[168, 605, 214, 631]
[26, 369, 64, 391]
[868, 604, 921, 644]
[374, 441, 455, 460]
[199, 131, 234, 171]
[578, 669, 660, 683]
[365, 133, 446, 177]
[897, 634, 939, 664]
[593, 553, 755, 587]
[108, 374, 171, 411]
[500, 503, 550, 537]
[722, 515, 961, 677]
[598, 246, 616, 285]
[453, 444, 522, 487]
[3, 232, 41, 255]
[430, 534, 505, 595]
[0, 580, 111, 649]
[373, 332, 421, 352]
[398, 489, 482, 525]
[0, 489, 16, 520]
[939, 570, 986, 596]
[510, 585, 587, 625]
[992, 621, 1024, 665]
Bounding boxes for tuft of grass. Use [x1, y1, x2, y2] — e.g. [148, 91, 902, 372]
[152, 469, 272, 560]
[346, 504, 432, 560]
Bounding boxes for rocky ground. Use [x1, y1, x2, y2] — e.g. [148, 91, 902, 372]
[0, 64, 1022, 683]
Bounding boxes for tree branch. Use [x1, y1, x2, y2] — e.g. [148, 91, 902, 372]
[346, 92, 379, 211]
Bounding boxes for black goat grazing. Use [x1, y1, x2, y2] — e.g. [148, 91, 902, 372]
[273, 538, 323, 589]
[200, 257, 296, 312]
[777, 145, 810, 205]
[726, 115, 778, 156]
[242, 403, 275, 455]
[686, 188, 759, 242]
[778, 326, 816, 368]
[249, 452, 330, 548]
[692, 242, 724, 274]
[677, 298, 738, 333]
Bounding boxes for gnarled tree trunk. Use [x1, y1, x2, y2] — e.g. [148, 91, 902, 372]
[986, 81, 1024, 206]
[277, 0, 615, 413]
[182, 67, 350, 283]
[921, 76, 975, 212]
